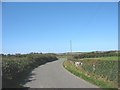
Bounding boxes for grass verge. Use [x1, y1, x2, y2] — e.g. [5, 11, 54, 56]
[63, 60, 118, 90]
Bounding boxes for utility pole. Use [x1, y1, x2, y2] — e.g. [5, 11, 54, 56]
[70, 40, 72, 53]
[69, 40, 72, 60]
[67, 40, 72, 60]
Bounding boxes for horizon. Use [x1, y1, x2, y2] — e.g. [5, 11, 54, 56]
[1, 49, 118, 55]
[2, 2, 118, 54]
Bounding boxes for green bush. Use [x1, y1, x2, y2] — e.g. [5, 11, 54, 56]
[81, 60, 118, 82]
[2, 53, 58, 87]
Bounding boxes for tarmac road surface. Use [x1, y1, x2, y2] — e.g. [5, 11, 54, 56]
[24, 58, 98, 88]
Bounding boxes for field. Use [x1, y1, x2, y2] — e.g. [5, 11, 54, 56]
[63, 51, 119, 89]
[79, 56, 118, 61]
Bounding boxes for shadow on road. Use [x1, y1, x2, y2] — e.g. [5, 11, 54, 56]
[2, 59, 59, 88]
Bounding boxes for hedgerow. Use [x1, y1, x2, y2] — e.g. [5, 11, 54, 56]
[2, 53, 58, 88]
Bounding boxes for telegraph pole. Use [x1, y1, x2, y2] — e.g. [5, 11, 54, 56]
[70, 40, 72, 53]
[69, 40, 72, 60]
[67, 40, 72, 60]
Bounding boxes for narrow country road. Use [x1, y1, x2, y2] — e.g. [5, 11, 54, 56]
[24, 58, 98, 88]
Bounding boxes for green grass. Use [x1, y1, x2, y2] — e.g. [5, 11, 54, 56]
[98, 56, 119, 60]
[79, 56, 118, 61]
[63, 60, 118, 89]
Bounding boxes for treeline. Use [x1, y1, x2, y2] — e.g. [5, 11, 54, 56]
[2, 53, 58, 88]
[74, 50, 119, 59]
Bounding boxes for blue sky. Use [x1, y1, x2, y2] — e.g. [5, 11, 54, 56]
[2, 2, 118, 54]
